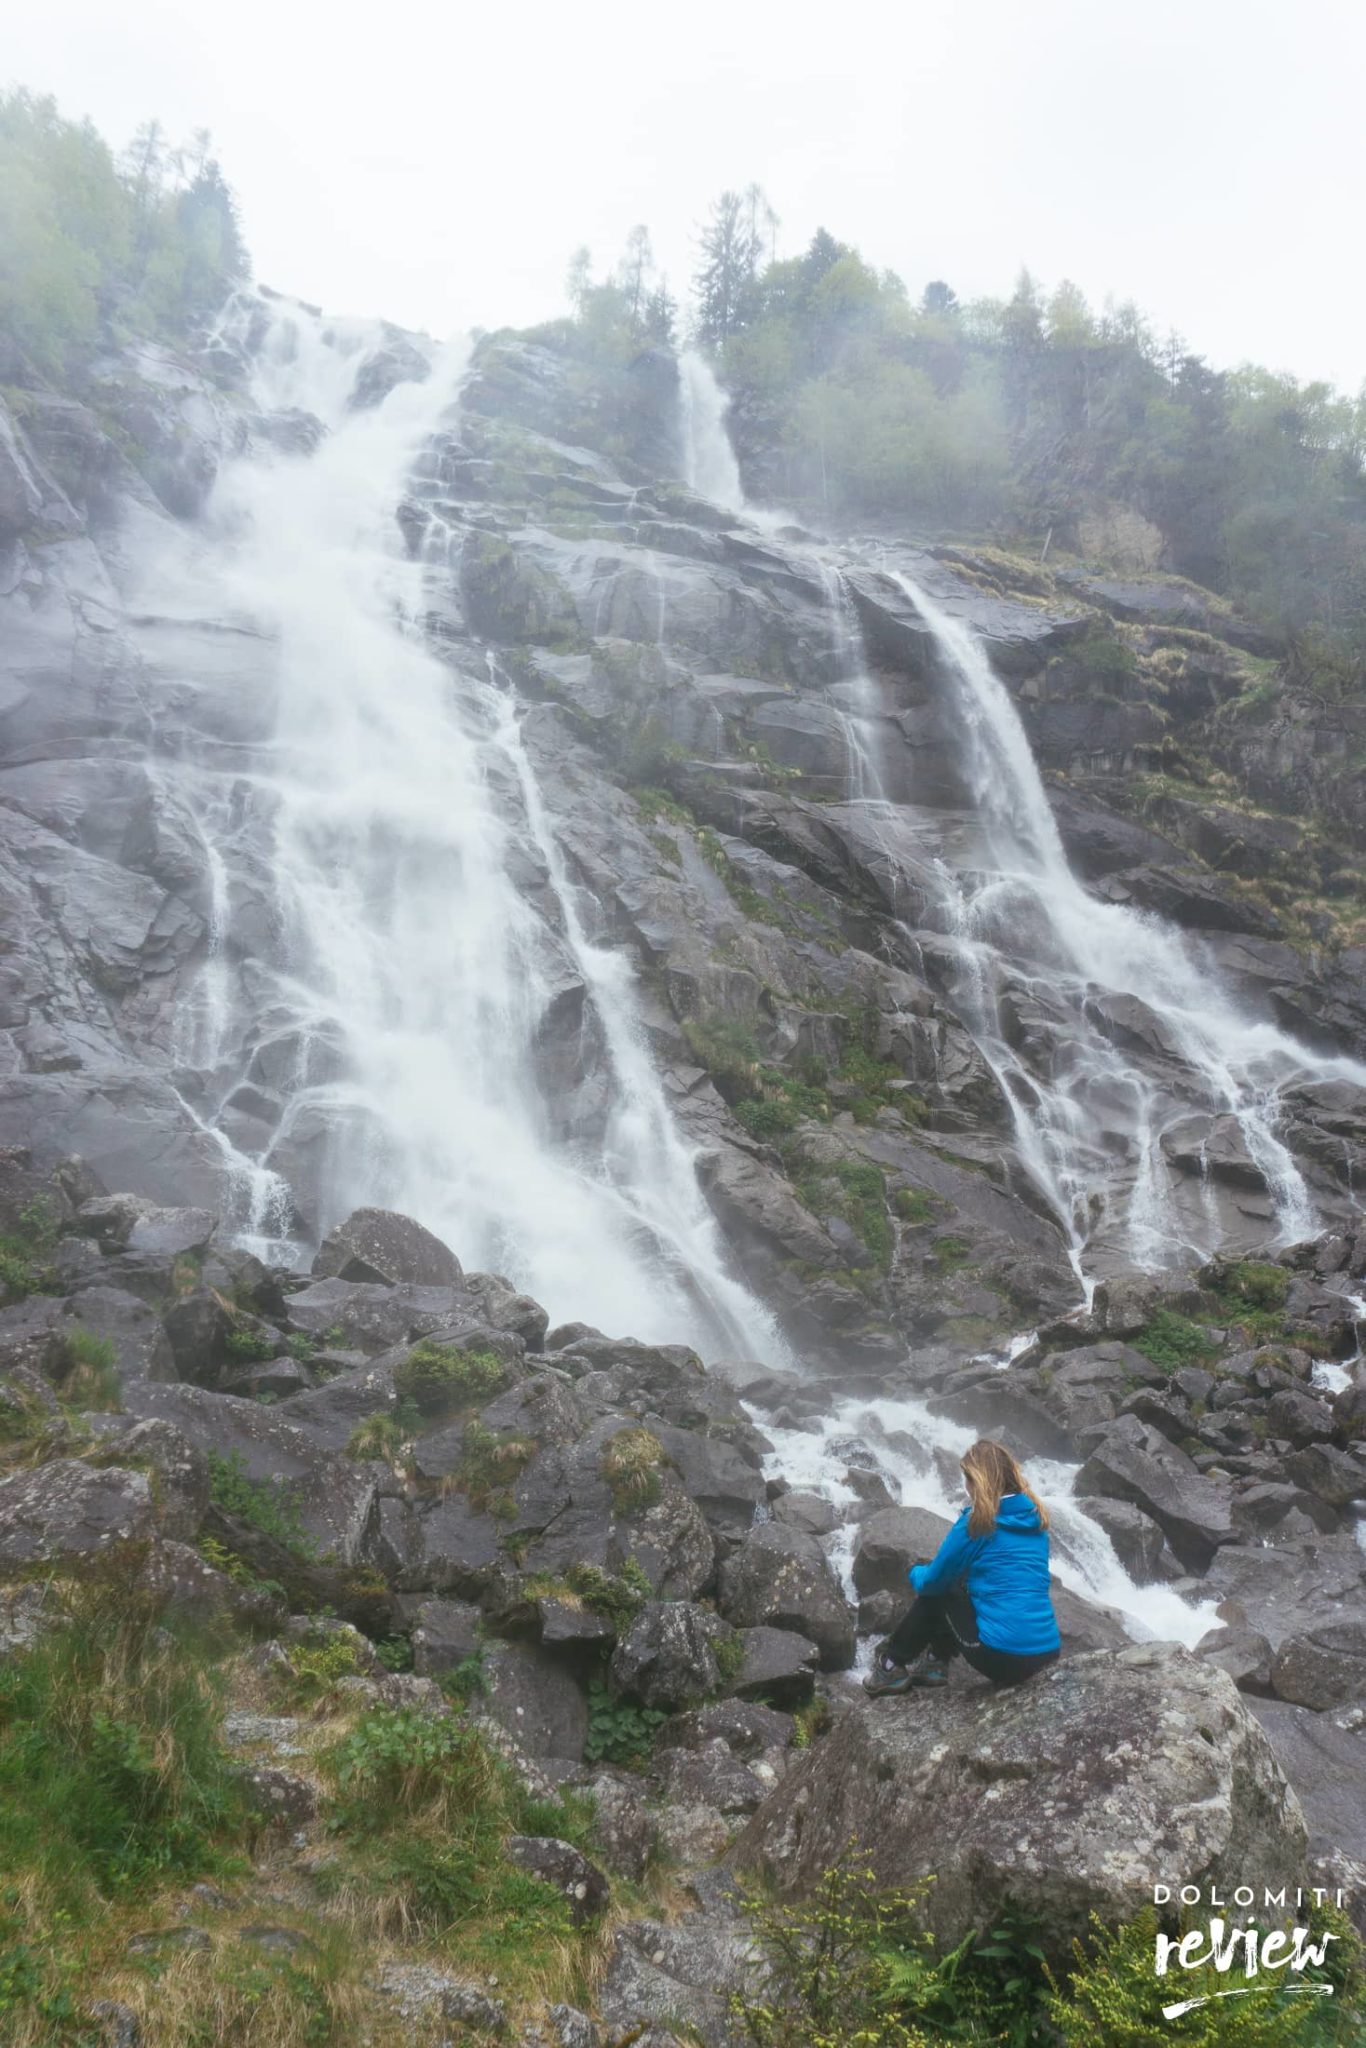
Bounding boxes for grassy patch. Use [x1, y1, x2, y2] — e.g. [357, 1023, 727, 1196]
[55, 1326, 122, 1412]
[600, 1427, 666, 1513]
[794, 1159, 893, 1270]
[455, 1422, 537, 1510]
[393, 1342, 507, 1418]
[1130, 1309, 1220, 1374]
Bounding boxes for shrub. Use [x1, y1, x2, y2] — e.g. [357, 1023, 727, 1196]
[345, 1410, 411, 1464]
[224, 1325, 278, 1364]
[286, 1626, 368, 1698]
[375, 1635, 414, 1673]
[205, 1450, 315, 1558]
[795, 1159, 893, 1270]
[457, 1422, 536, 1507]
[601, 1427, 666, 1512]
[393, 1341, 506, 1417]
[584, 1683, 666, 1767]
[893, 1188, 941, 1225]
[566, 1558, 652, 1627]
[56, 1326, 121, 1411]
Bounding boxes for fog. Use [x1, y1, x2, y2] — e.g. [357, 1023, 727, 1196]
[8, 0, 1365, 386]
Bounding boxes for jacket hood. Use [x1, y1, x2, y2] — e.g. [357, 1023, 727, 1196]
[993, 1491, 1044, 1532]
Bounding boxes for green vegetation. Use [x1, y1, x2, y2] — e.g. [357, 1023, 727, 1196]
[1130, 1310, 1220, 1374]
[565, 1557, 653, 1628]
[794, 1159, 893, 1270]
[583, 1682, 666, 1768]
[344, 1409, 414, 1464]
[455, 1421, 536, 1509]
[0, 89, 247, 373]
[54, 1326, 121, 1411]
[283, 1625, 369, 1699]
[894, 1188, 946, 1226]
[0, 1198, 61, 1304]
[392, 1341, 506, 1417]
[321, 1707, 590, 1974]
[224, 1325, 278, 1365]
[600, 1426, 667, 1512]
[205, 1450, 315, 1559]
[731, 1858, 1363, 2048]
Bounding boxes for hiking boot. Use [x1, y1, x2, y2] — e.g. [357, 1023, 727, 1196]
[863, 1651, 949, 1696]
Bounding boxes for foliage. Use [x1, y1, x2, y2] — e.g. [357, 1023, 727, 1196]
[344, 1409, 411, 1464]
[205, 1449, 315, 1558]
[393, 1340, 506, 1417]
[682, 1015, 763, 1102]
[733, 1857, 933, 2047]
[584, 1682, 666, 1767]
[0, 90, 248, 373]
[224, 1325, 278, 1364]
[0, 1566, 245, 2020]
[374, 1634, 414, 1673]
[565, 1557, 652, 1627]
[195, 1533, 285, 1602]
[457, 1421, 536, 1507]
[1213, 1260, 1291, 1313]
[0, 1198, 61, 1303]
[794, 1159, 893, 1269]
[284, 1625, 368, 1698]
[1047, 1908, 1362, 2046]
[55, 1326, 121, 1411]
[321, 1707, 587, 1968]
[1129, 1309, 1219, 1373]
[600, 1426, 666, 1511]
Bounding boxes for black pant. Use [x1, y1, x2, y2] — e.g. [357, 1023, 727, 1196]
[884, 1587, 1060, 1687]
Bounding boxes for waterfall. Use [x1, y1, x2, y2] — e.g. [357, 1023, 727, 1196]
[151, 300, 784, 1362]
[677, 350, 746, 515]
[887, 569, 1366, 1265]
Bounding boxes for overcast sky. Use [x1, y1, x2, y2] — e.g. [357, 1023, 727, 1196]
[9, 0, 1365, 391]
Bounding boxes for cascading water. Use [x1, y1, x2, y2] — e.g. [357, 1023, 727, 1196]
[884, 568, 1366, 1268]
[677, 350, 746, 516]
[149, 299, 785, 1362]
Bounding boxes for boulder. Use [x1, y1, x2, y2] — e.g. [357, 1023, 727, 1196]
[477, 1641, 589, 1765]
[410, 1597, 481, 1677]
[659, 1738, 766, 1817]
[729, 1626, 819, 1706]
[1204, 1539, 1365, 1647]
[1270, 1620, 1366, 1712]
[1248, 1698, 1366, 1885]
[62, 1288, 174, 1385]
[506, 1835, 609, 1924]
[610, 1601, 737, 1712]
[0, 1459, 155, 1566]
[311, 1207, 462, 1288]
[97, 1418, 208, 1543]
[598, 1916, 755, 2048]
[1078, 1496, 1169, 1581]
[1075, 1415, 1234, 1569]
[659, 1699, 795, 1761]
[718, 1523, 855, 1671]
[1196, 1625, 1274, 1695]
[851, 1505, 953, 1599]
[734, 1644, 1307, 1953]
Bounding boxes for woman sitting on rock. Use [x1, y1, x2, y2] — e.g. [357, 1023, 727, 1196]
[864, 1438, 1061, 1696]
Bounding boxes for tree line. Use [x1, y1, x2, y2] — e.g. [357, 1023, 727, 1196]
[559, 190, 1366, 672]
[0, 88, 248, 374]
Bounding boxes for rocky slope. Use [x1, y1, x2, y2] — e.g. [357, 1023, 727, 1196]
[1, 1169, 1359, 2039]
[4, 306, 1366, 1375]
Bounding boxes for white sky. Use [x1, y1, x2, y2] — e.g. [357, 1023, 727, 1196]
[9, 0, 1365, 392]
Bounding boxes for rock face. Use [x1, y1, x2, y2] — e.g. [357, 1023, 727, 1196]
[734, 1644, 1307, 1950]
[311, 1207, 464, 1289]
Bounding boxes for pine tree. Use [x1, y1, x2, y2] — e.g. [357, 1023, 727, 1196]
[693, 189, 760, 350]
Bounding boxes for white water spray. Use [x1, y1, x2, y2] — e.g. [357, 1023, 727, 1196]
[678, 350, 746, 516]
[886, 568, 1366, 1266]
[153, 301, 784, 1360]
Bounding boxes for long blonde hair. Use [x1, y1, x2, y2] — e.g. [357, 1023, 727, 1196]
[962, 1438, 1050, 1537]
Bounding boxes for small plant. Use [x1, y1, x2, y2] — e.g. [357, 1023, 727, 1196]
[225, 1324, 278, 1364]
[584, 1682, 666, 1767]
[565, 1558, 652, 1627]
[286, 1626, 368, 1698]
[795, 1158, 893, 1270]
[930, 1235, 975, 1275]
[55, 1326, 121, 1412]
[1131, 1310, 1219, 1374]
[345, 1410, 412, 1464]
[196, 1534, 286, 1601]
[893, 1188, 941, 1225]
[393, 1341, 506, 1416]
[714, 1630, 746, 1689]
[457, 1422, 536, 1508]
[601, 1427, 667, 1512]
[206, 1450, 316, 1558]
[375, 1635, 414, 1673]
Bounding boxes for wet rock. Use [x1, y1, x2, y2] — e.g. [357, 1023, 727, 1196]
[729, 1625, 820, 1706]
[1271, 1620, 1366, 1711]
[1204, 1539, 1365, 1647]
[735, 1643, 1306, 1953]
[1075, 1415, 1235, 1570]
[851, 1504, 954, 1599]
[1248, 1697, 1366, 1893]
[598, 1917, 755, 2048]
[658, 1698, 795, 1760]
[718, 1522, 855, 1670]
[610, 1600, 736, 1711]
[0, 1458, 154, 1565]
[311, 1206, 462, 1288]
[1196, 1625, 1274, 1694]
[411, 1596, 481, 1676]
[507, 1835, 609, 1923]
[1077, 1496, 1170, 1581]
[478, 1641, 589, 1764]
[1285, 1441, 1366, 1510]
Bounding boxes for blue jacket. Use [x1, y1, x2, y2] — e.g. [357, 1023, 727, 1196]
[910, 1493, 1061, 1656]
